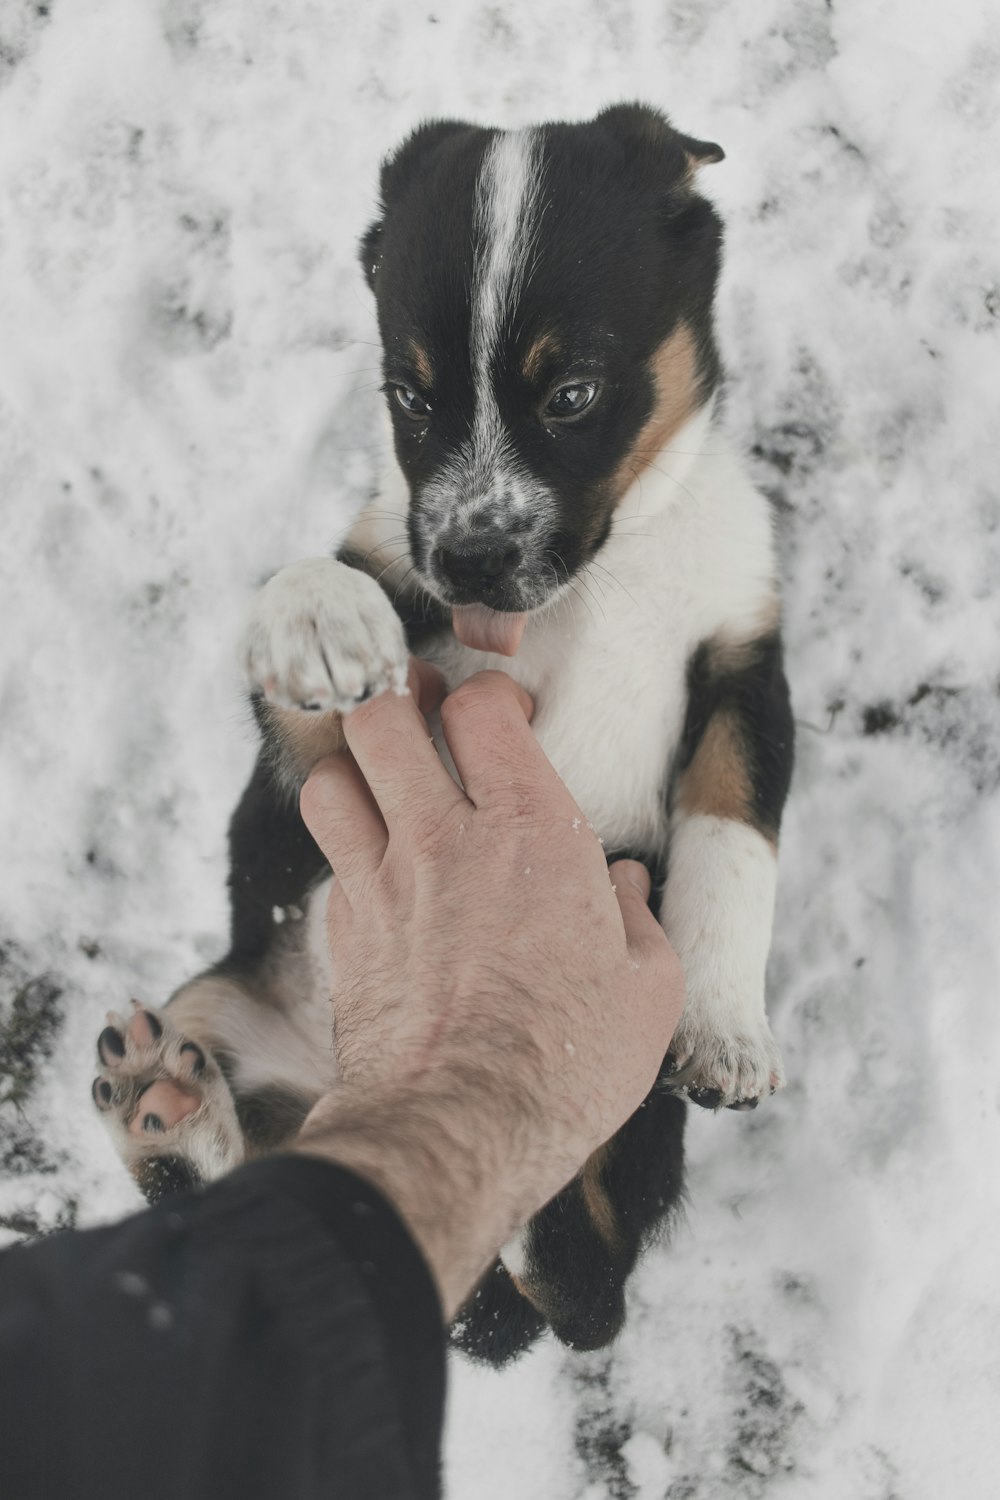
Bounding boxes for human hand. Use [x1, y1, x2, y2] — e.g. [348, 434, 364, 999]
[295, 666, 683, 1316]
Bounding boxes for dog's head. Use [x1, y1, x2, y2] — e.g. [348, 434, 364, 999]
[363, 104, 725, 653]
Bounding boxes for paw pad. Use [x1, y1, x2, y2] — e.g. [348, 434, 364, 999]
[92, 1004, 211, 1139]
[91, 998, 246, 1192]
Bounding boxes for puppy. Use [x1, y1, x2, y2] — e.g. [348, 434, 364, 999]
[93, 104, 794, 1362]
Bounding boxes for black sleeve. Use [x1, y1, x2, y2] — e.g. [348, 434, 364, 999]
[0, 1155, 446, 1500]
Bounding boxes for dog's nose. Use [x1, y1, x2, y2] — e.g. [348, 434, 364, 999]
[436, 541, 522, 587]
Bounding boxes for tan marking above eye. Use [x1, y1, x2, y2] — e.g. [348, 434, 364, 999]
[408, 341, 433, 389]
[611, 322, 700, 504]
[522, 330, 561, 384]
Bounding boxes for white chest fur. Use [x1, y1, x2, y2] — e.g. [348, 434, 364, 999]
[425, 547, 689, 854]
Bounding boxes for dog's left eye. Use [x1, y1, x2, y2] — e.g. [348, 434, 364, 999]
[391, 385, 432, 421]
[545, 382, 598, 420]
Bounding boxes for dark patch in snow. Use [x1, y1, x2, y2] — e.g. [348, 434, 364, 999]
[776, 1270, 818, 1304]
[1, 1128, 57, 1178]
[0, 1198, 76, 1240]
[663, 0, 709, 50]
[0, 946, 65, 1180]
[153, 290, 233, 354]
[898, 555, 946, 605]
[862, 702, 901, 736]
[152, 209, 233, 354]
[860, 683, 1000, 792]
[163, 0, 204, 55]
[665, 1481, 699, 1500]
[127, 571, 191, 633]
[822, 122, 866, 162]
[0, 0, 52, 85]
[726, 1327, 803, 1485]
[477, 7, 518, 52]
[748, 351, 841, 508]
[572, 1356, 637, 1499]
[0, 945, 64, 1111]
[751, 420, 826, 481]
[738, 6, 836, 103]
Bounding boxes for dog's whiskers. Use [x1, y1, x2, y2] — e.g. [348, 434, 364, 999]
[585, 559, 641, 615]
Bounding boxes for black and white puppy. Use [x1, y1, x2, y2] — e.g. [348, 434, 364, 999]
[92, 104, 794, 1362]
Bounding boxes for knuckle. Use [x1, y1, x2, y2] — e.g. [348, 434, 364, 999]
[441, 671, 516, 729]
[440, 679, 488, 732]
[481, 781, 545, 830]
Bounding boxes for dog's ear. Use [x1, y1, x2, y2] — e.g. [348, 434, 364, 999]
[597, 102, 724, 181]
[359, 120, 476, 291]
[359, 218, 384, 292]
[379, 119, 474, 202]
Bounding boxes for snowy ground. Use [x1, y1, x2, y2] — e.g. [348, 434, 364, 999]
[2, 0, 999, 1495]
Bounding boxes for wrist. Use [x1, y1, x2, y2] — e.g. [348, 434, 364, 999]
[294, 1073, 553, 1318]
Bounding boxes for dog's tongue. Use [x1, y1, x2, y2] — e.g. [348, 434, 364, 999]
[452, 605, 527, 656]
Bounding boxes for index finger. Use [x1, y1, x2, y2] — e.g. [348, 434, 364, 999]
[342, 657, 469, 830]
[438, 671, 577, 813]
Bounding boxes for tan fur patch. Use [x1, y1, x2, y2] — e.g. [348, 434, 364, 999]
[612, 323, 700, 503]
[677, 708, 753, 826]
[263, 703, 347, 782]
[580, 1140, 620, 1252]
[408, 341, 433, 389]
[522, 330, 560, 384]
[508, 1271, 542, 1309]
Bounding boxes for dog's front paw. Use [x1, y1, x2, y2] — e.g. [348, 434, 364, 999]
[93, 1001, 244, 1193]
[666, 1012, 784, 1112]
[242, 557, 408, 714]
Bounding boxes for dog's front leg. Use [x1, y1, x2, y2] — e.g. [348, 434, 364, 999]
[242, 556, 411, 793]
[661, 629, 795, 1110]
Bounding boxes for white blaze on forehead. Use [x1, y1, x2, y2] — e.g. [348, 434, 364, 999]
[467, 128, 544, 484]
[420, 128, 552, 567]
[474, 128, 543, 371]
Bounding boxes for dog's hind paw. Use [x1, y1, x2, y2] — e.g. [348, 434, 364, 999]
[92, 1001, 244, 1197]
[242, 556, 409, 715]
[665, 1014, 784, 1111]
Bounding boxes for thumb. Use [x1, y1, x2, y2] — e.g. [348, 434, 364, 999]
[610, 859, 652, 928]
[610, 860, 670, 960]
[610, 859, 685, 1038]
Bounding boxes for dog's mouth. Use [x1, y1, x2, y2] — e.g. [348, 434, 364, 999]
[450, 604, 527, 656]
[435, 567, 569, 656]
[415, 527, 577, 655]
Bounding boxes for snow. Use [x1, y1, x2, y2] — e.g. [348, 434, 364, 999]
[2, 0, 999, 1495]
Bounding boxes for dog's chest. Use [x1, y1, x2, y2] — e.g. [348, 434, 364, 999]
[425, 554, 695, 857]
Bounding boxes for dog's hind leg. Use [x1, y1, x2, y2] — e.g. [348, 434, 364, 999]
[517, 1090, 687, 1353]
[92, 992, 249, 1204]
[456, 1091, 686, 1361]
[92, 752, 333, 1203]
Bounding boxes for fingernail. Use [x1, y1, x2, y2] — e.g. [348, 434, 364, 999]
[615, 860, 651, 895]
[300, 763, 338, 825]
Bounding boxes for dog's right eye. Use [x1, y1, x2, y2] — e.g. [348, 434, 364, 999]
[390, 385, 432, 421]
